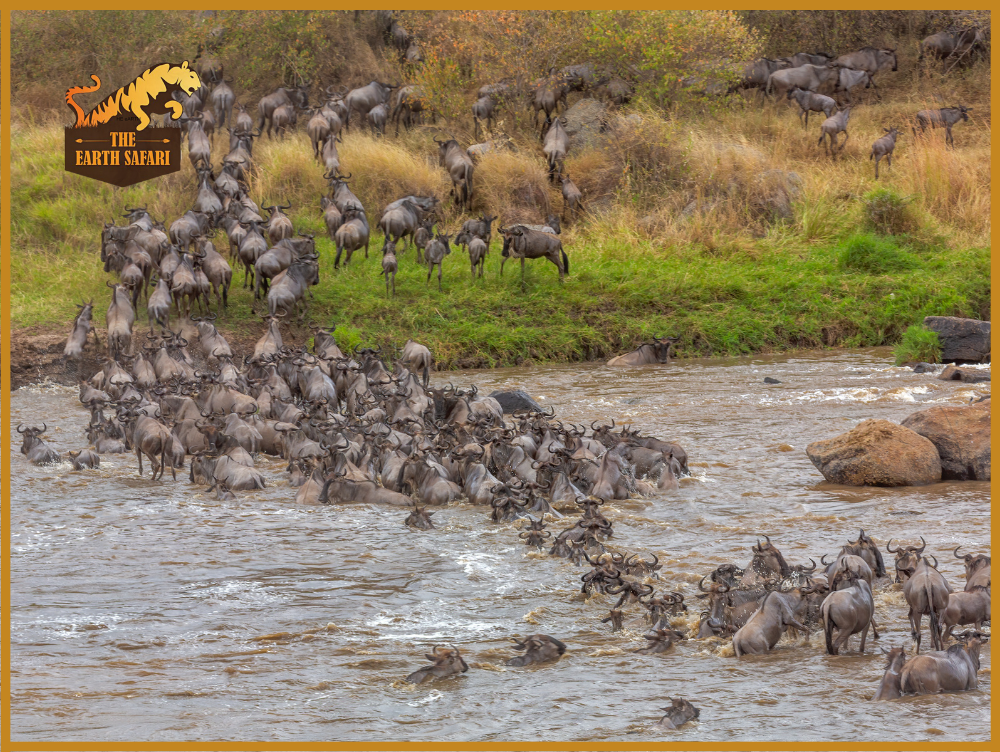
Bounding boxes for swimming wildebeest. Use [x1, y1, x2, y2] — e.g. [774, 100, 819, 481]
[607, 336, 679, 366]
[17, 424, 62, 465]
[405, 646, 469, 683]
[506, 634, 566, 666]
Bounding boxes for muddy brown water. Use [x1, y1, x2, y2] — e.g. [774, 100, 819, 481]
[9, 348, 990, 742]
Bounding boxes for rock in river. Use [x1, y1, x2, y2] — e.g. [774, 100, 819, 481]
[806, 419, 941, 487]
[900, 399, 990, 481]
[489, 389, 544, 414]
[923, 316, 991, 364]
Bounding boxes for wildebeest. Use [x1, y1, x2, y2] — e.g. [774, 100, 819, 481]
[17, 424, 62, 465]
[830, 47, 898, 78]
[64, 300, 98, 359]
[914, 106, 971, 148]
[954, 546, 991, 591]
[210, 79, 235, 129]
[635, 627, 686, 654]
[506, 634, 566, 666]
[435, 138, 475, 211]
[887, 537, 926, 583]
[822, 576, 875, 655]
[870, 127, 899, 179]
[654, 698, 700, 730]
[876, 633, 987, 698]
[258, 82, 310, 138]
[466, 236, 488, 278]
[498, 224, 569, 286]
[405, 645, 469, 683]
[424, 231, 452, 291]
[903, 555, 951, 653]
[399, 339, 432, 387]
[559, 173, 584, 220]
[731, 58, 791, 93]
[607, 335, 679, 366]
[542, 118, 569, 183]
[834, 68, 876, 104]
[343, 81, 396, 131]
[787, 87, 836, 128]
[306, 109, 332, 159]
[68, 448, 101, 470]
[404, 504, 435, 530]
[818, 107, 851, 156]
[381, 240, 398, 298]
[941, 586, 990, 641]
[367, 102, 388, 136]
[472, 95, 496, 140]
[732, 590, 810, 656]
[920, 28, 984, 65]
[334, 209, 370, 269]
[782, 51, 835, 67]
[766, 64, 839, 98]
[106, 281, 136, 360]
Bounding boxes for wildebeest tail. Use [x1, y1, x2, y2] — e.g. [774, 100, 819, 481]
[561, 249, 569, 275]
[66, 75, 102, 127]
[824, 608, 835, 654]
[926, 582, 941, 648]
[423, 363, 429, 386]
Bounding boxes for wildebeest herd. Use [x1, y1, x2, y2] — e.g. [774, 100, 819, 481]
[25, 18, 988, 729]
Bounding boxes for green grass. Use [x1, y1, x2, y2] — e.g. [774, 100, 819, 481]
[893, 325, 943, 366]
[11, 123, 990, 369]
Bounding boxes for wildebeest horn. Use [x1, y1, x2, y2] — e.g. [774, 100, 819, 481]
[16, 423, 25, 433]
[916, 536, 927, 553]
[954, 546, 966, 559]
[886, 539, 898, 554]
[698, 575, 710, 592]
[928, 554, 938, 568]
[820, 553, 832, 565]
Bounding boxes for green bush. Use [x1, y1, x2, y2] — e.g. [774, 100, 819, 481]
[861, 187, 918, 236]
[838, 233, 920, 274]
[893, 325, 942, 365]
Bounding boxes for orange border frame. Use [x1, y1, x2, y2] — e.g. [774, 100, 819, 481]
[2, 2, 995, 750]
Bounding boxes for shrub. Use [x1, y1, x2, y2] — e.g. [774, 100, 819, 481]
[861, 187, 918, 235]
[893, 325, 941, 365]
[838, 233, 919, 274]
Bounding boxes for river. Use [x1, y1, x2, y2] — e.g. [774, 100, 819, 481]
[9, 348, 991, 742]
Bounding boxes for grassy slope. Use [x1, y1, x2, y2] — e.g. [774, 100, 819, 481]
[10, 56, 991, 367]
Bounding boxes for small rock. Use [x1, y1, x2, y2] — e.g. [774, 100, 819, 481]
[939, 365, 991, 383]
[489, 389, 544, 414]
[763, 377, 781, 384]
[910, 362, 939, 373]
[923, 316, 990, 364]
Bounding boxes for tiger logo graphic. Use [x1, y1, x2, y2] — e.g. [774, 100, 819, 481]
[65, 61, 202, 132]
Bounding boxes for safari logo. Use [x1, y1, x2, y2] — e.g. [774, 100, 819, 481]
[63, 61, 202, 186]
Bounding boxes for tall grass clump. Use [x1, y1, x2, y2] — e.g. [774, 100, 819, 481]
[893, 325, 941, 365]
[861, 187, 918, 235]
[838, 233, 920, 274]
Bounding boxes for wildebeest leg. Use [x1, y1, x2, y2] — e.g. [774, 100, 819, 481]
[520, 257, 526, 290]
[426, 263, 433, 285]
[334, 243, 344, 269]
[438, 263, 443, 291]
[911, 609, 922, 653]
[874, 154, 880, 179]
[859, 620, 870, 652]
[869, 616, 880, 640]
[838, 131, 849, 153]
[136, 446, 144, 477]
[365, 237, 370, 260]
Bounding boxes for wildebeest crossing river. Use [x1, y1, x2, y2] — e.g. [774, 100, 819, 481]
[9, 349, 990, 742]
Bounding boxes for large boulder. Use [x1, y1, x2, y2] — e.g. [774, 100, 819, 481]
[900, 399, 990, 481]
[489, 389, 544, 414]
[806, 419, 942, 487]
[923, 316, 991, 364]
[562, 98, 606, 146]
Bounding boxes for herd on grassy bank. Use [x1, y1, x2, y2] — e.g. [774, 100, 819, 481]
[10, 15, 990, 368]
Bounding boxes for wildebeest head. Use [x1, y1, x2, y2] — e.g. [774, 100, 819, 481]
[405, 645, 469, 684]
[404, 505, 435, 530]
[886, 536, 926, 583]
[954, 546, 990, 579]
[843, 528, 886, 577]
[748, 534, 791, 578]
[16, 423, 48, 454]
[655, 697, 700, 729]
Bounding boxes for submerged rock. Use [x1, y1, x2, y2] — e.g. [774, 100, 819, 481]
[939, 365, 990, 383]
